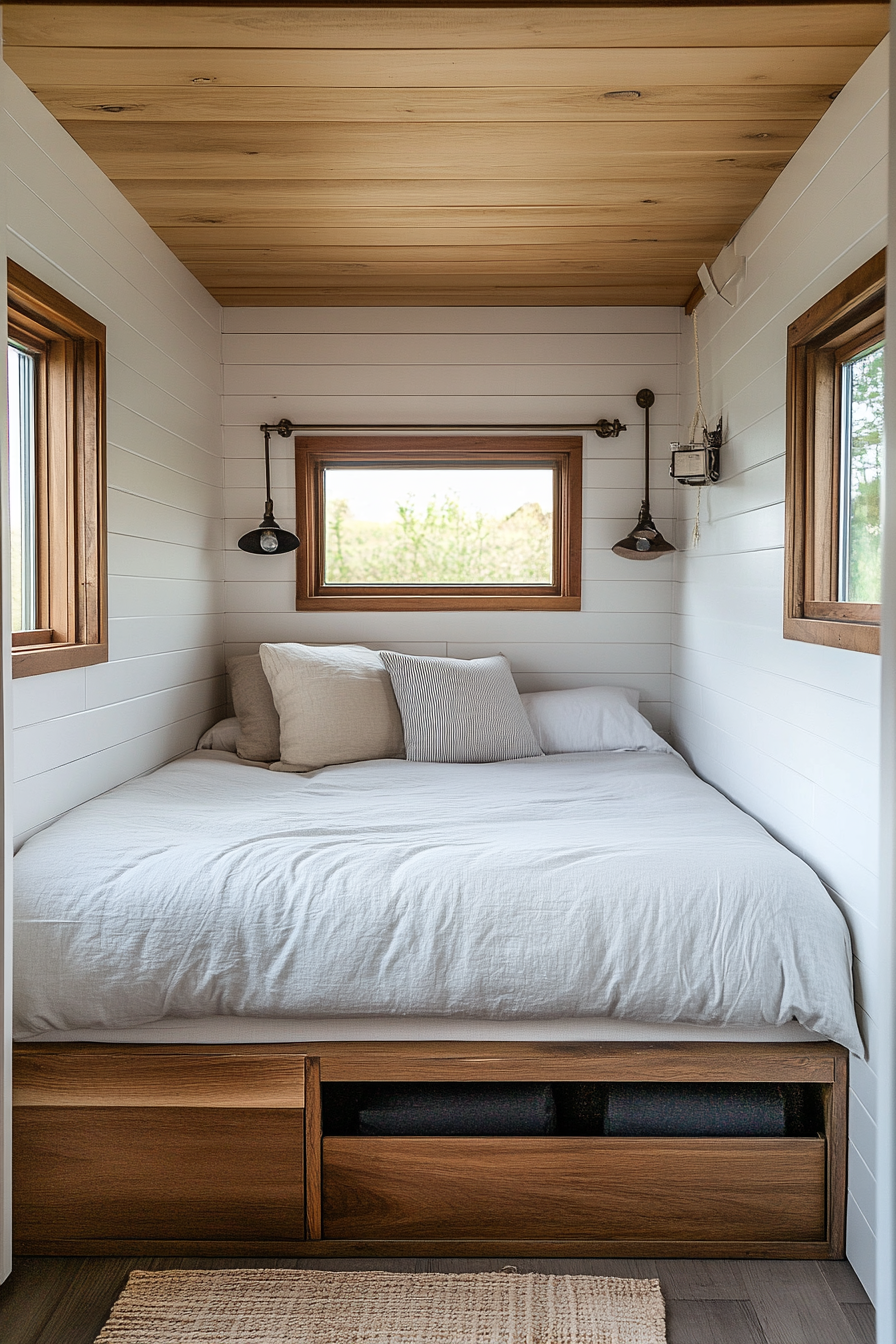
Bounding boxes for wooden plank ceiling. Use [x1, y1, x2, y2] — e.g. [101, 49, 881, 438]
[2, 3, 889, 306]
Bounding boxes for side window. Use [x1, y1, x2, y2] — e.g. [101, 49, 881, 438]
[6, 262, 107, 677]
[784, 250, 884, 654]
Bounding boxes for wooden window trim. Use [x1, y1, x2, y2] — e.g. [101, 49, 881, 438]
[295, 435, 582, 612]
[784, 249, 884, 656]
[7, 261, 107, 678]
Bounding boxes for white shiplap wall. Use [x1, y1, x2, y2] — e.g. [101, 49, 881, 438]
[3, 68, 226, 845]
[222, 308, 678, 726]
[672, 40, 887, 1298]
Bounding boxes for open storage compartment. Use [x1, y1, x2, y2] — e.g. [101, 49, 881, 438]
[312, 1041, 847, 1258]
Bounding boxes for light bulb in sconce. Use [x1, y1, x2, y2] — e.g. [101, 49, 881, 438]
[259, 531, 279, 553]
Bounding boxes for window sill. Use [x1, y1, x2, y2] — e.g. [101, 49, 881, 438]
[12, 642, 108, 679]
[783, 616, 879, 656]
[297, 593, 581, 612]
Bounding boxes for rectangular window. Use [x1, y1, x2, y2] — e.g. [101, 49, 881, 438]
[296, 436, 582, 611]
[785, 250, 884, 655]
[7, 262, 107, 677]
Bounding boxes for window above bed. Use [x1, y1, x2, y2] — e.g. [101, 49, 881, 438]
[294, 436, 582, 611]
[784, 250, 884, 655]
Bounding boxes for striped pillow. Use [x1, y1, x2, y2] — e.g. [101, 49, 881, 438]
[380, 652, 543, 764]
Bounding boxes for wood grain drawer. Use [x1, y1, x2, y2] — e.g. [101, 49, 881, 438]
[14, 1106, 305, 1241]
[322, 1136, 826, 1243]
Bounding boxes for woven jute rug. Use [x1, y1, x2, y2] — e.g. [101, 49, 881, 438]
[94, 1269, 666, 1344]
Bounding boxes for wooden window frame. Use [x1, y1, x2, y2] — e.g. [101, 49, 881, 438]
[7, 261, 107, 677]
[295, 435, 582, 612]
[784, 249, 884, 655]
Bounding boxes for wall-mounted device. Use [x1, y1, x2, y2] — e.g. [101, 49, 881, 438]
[670, 417, 722, 486]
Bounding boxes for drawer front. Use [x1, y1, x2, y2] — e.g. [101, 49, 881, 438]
[14, 1107, 305, 1242]
[322, 1136, 825, 1242]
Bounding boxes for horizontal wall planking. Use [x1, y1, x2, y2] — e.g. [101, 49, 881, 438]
[850, 1092, 877, 1179]
[674, 502, 783, 557]
[13, 678, 223, 783]
[4, 140, 220, 362]
[223, 395, 680, 429]
[108, 534, 225, 584]
[674, 546, 785, 593]
[697, 458, 784, 525]
[709, 407, 786, 481]
[223, 307, 683, 337]
[223, 333, 678, 368]
[108, 576, 224, 620]
[85, 646, 224, 712]
[108, 446, 223, 519]
[846, 1196, 877, 1302]
[224, 616, 672, 674]
[221, 596, 671, 645]
[672, 704, 879, 936]
[851, 1053, 878, 1121]
[108, 613, 224, 662]
[675, 611, 880, 703]
[675, 579, 783, 632]
[109, 490, 223, 553]
[109, 402, 223, 480]
[694, 683, 879, 820]
[13, 708, 223, 847]
[223, 363, 678, 399]
[848, 1139, 876, 1224]
[13, 668, 87, 731]
[109, 357, 222, 448]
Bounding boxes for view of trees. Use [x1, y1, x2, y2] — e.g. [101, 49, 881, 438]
[845, 342, 884, 604]
[325, 493, 553, 585]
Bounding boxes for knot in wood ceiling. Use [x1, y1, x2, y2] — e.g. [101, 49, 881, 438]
[2, 2, 889, 306]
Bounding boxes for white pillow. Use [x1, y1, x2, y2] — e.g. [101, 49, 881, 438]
[197, 717, 240, 753]
[259, 642, 405, 773]
[380, 651, 543, 764]
[520, 685, 672, 754]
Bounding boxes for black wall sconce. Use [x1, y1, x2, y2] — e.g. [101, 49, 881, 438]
[612, 389, 675, 560]
[238, 419, 302, 555]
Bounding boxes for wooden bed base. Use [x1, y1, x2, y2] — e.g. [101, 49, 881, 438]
[12, 1039, 847, 1259]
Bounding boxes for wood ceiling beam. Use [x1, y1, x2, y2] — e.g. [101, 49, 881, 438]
[202, 282, 697, 307]
[35, 85, 844, 122]
[5, 47, 876, 87]
[5, 5, 886, 49]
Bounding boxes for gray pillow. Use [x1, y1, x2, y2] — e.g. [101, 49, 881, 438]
[380, 651, 543, 764]
[228, 654, 280, 762]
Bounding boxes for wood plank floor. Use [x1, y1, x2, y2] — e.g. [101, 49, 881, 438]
[0, 1255, 874, 1344]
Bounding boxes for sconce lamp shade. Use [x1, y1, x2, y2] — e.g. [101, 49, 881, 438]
[612, 388, 675, 562]
[238, 505, 300, 555]
[611, 502, 675, 559]
[238, 423, 301, 555]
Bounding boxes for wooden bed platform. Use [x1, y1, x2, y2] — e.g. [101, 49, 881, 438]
[11, 1039, 847, 1259]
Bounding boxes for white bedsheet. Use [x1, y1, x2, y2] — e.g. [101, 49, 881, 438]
[13, 750, 862, 1052]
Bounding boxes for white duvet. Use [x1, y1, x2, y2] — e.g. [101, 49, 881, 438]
[13, 750, 862, 1053]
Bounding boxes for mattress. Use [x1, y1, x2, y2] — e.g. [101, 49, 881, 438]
[13, 749, 862, 1053]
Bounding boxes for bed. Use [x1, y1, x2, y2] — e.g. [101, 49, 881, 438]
[11, 740, 859, 1258]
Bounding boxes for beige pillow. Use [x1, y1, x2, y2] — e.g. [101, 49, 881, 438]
[228, 654, 281, 762]
[259, 642, 405, 773]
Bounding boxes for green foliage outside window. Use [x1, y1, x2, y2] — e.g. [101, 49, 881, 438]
[325, 493, 553, 586]
[844, 342, 884, 604]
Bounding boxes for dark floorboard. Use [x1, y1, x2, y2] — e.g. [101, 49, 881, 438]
[0, 1256, 874, 1344]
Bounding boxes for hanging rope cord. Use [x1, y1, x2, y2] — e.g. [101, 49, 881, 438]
[688, 310, 708, 548]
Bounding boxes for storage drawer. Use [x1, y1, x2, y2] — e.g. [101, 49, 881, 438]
[13, 1045, 307, 1247]
[322, 1135, 826, 1242]
[14, 1106, 304, 1241]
